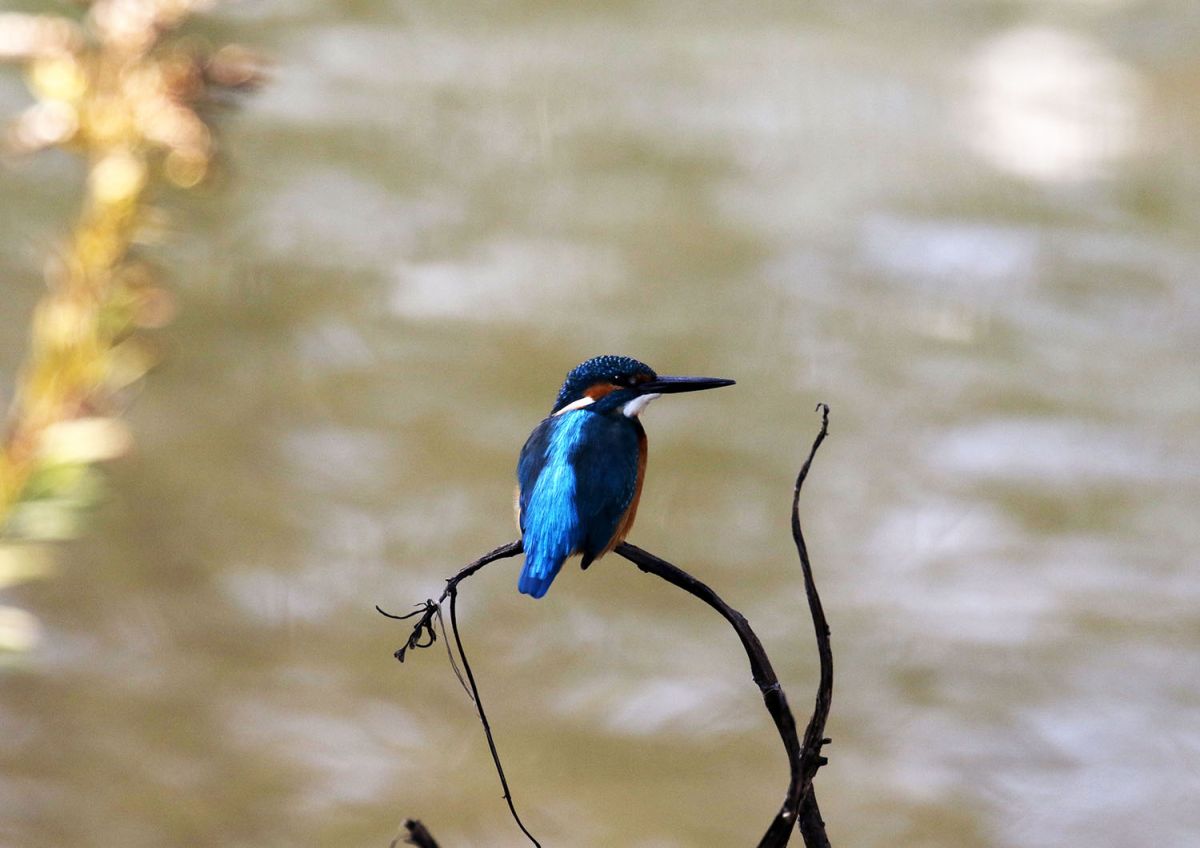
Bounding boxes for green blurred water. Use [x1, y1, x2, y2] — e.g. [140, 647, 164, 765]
[2, 2, 1199, 846]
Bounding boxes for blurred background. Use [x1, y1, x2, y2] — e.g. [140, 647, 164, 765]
[2, 1, 1198, 846]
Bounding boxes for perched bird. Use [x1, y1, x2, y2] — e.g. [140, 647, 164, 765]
[516, 355, 734, 598]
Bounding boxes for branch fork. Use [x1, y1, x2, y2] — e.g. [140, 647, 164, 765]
[379, 405, 832, 847]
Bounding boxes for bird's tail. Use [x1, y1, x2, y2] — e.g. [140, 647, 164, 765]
[518, 547, 566, 599]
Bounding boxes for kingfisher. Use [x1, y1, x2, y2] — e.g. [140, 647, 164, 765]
[515, 355, 734, 598]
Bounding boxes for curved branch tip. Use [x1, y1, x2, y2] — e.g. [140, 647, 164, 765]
[381, 409, 836, 847]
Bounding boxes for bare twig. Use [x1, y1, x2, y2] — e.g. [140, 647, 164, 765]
[448, 584, 542, 848]
[379, 541, 539, 846]
[435, 604, 473, 702]
[614, 541, 807, 847]
[391, 818, 440, 848]
[382, 407, 834, 847]
[792, 403, 833, 847]
[612, 404, 833, 847]
[376, 540, 523, 662]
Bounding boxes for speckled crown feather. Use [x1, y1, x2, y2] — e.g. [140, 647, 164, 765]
[552, 355, 656, 412]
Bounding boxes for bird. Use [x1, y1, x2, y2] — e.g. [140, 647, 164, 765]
[515, 354, 734, 598]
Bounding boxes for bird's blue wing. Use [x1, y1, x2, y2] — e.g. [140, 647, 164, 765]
[516, 417, 553, 531]
[516, 412, 590, 598]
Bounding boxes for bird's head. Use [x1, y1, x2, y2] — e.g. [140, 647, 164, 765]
[551, 354, 735, 417]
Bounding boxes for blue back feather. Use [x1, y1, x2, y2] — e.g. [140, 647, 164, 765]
[518, 412, 588, 598]
[517, 409, 641, 598]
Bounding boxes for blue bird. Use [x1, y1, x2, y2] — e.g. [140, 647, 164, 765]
[516, 355, 734, 598]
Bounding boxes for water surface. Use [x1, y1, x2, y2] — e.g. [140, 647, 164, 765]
[1, 2, 1198, 846]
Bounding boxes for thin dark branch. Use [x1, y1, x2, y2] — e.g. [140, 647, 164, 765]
[615, 541, 806, 847]
[440, 540, 525, 588]
[793, 412, 832, 762]
[394, 818, 440, 848]
[435, 604, 473, 702]
[383, 407, 834, 847]
[613, 404, 833, 848]
[377, 541, 523, 663]
[376, 540, 525, 623]
[379, 541, 536, 844]
[792, 403, 832, 848]
[448, 584, 542, 848]
[798, 795, 829, 848]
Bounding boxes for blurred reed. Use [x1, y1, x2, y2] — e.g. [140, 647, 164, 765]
[0, 0, 260, 652]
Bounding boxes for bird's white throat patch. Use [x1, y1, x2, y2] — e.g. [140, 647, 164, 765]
[622, 393, 661, 417]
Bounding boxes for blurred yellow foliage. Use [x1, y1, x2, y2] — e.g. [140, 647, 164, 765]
[0, 1, 260, 648]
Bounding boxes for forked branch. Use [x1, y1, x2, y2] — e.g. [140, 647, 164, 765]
[381, 406, 833, 847]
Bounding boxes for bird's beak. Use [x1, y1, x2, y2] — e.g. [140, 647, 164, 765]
[637, 375, 736, 395]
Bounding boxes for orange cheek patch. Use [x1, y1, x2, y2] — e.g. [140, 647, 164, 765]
[585, 382, 618, 399]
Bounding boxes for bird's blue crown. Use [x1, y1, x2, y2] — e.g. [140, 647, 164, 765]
[552, 355, 656, 413]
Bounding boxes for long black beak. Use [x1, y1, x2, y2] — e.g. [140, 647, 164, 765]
[637, 375, 736, 395]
